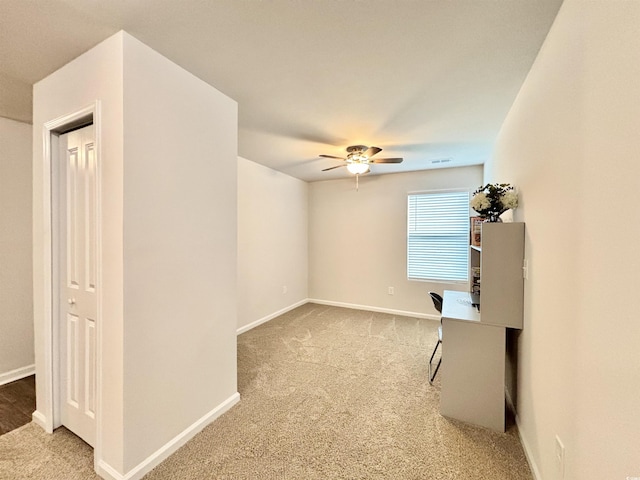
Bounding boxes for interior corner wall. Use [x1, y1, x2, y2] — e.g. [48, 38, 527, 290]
[0, 73, 33, 124]
[237, 157, 308, 331]
[121, 32, 238, 473]
[308, 166, 482, 317]
[33, 31, 125, 473]
[0, 117, 34, 383]
[489, 1, 640, 479]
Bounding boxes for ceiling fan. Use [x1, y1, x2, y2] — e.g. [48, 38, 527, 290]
[320, 145, 403, 175]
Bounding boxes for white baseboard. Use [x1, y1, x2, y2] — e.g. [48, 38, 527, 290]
[236, 299, 438, 336]
[236, 299, 309, 335]
[515, 413, 542, 480]
[32, 410, 50, 432]
[96, 460, 125, 480]
[0, 364, 35, 386]
[96, 392, 240, 480]
[308, 298, 439, 321]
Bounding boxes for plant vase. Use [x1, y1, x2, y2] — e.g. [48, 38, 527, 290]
[483, 214, 503, 223]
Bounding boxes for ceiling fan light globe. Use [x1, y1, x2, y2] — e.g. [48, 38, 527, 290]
[347, 163, 369, 175]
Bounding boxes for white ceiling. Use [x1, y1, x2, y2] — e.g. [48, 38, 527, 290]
[0, 0, 562, 182]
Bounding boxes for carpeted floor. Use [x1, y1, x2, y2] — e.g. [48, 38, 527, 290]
[0, 303, 533, 479]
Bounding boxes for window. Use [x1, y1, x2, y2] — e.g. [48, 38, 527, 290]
[407, 190, 470, 282]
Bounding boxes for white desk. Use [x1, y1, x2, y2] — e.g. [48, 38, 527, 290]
[440, 290, 506, 432]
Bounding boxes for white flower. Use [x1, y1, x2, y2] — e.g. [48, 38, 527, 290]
[502, 190, 518, 209]
[471, 192, 491, 211]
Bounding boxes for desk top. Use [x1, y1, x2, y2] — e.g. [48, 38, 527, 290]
[442, 290, 481, 323]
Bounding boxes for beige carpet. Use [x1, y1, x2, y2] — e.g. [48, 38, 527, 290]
[0, 303, 533, 479]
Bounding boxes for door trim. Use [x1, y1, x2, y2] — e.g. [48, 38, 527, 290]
[39, 101, 102, 460]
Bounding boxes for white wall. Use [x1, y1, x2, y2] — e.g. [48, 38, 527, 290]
[122, 33, 238, 472]
[237, 157, 308, 332]
[34, 31, 239, 478]
[309, 166, 482, 316]
[489, 1, 640, 479]
[0, 116, 34, 384]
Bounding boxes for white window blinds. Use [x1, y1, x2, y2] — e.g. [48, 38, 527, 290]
[407, 191, 470, 282]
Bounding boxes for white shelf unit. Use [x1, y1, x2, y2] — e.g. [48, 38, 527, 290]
[470, 222, 525, 330]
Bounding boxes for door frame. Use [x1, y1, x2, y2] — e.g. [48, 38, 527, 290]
[39, 101, 103, 457]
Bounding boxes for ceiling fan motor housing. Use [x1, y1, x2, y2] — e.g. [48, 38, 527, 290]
[346, 145, 369, 154]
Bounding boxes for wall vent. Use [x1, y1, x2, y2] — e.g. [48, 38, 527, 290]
[431, 158, 452, 164]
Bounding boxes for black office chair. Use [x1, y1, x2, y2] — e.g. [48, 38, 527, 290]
[428, 292, 443, 384]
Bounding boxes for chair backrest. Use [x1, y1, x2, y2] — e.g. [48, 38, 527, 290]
[428, 291, 443, 314]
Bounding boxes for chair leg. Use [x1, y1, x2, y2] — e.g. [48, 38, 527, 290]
[429, 358, 441, 384]
[428, 340, 441, 384]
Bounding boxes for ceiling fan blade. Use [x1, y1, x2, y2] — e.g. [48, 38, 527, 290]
[322, 164, 347, 171]
[363, 146, 382, 158]
[371, 157, 403, 164]
[319, 154, 346, 160]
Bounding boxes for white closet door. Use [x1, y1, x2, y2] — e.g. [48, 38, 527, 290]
[59, 124, 97, 447]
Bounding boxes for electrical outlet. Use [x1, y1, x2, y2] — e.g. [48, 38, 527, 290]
[555, 435, 565, 478]
[282, 285, 287, 294]
[388, 286, 394, 295]
[523, 259, 529, 279]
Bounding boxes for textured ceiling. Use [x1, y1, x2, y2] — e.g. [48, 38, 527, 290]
[0, 0, 562, 181]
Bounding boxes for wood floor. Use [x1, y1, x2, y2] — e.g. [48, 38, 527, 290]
[0, 375, 36, 436]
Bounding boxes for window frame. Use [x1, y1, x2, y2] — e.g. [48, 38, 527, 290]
[406, 188, 472, 284]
